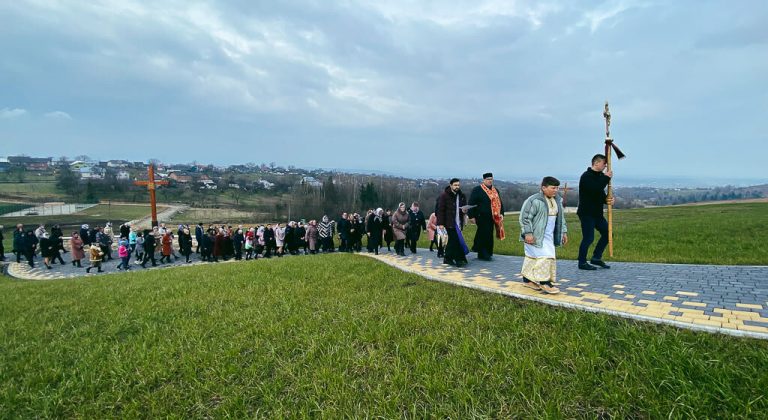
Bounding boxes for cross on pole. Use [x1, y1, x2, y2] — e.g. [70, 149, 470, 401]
[602, 101, 626, 257]
[134, 164, 169, 227]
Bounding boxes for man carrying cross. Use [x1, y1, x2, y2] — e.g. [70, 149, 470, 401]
[468, 172, 505, 261]
[577, 155, 614, 270]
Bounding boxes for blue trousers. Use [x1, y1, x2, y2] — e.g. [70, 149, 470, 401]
[578, 214, 609, 264]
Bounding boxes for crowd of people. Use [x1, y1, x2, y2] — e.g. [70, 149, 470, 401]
[2, 204, 433, 272]
[3, 154, 615, 297]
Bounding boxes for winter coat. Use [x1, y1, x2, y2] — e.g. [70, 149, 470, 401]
[118, 245, 129, 258]
[39, 237, 55, 258]
[233, 232, 245, 251]
[275, 227, 286, 247]
[436, 186, 467, 229]
[213, 233, 224, 256]
[318, 221, 334, 239]
[305, 225, 319, 250]
[427, 213, 437, 241]
[70, 236, 86, 260]
[519, 192, 568, 248]
[337, 218, 351, 239]
[382, 214, 394, 242]
[89, 245, 104, 262]
[13, 229, 24, 252]
[180, 233, 193, 254]
[391, 210, 410, 241]
[162, 234, 172, 256]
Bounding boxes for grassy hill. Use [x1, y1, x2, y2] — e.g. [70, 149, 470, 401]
[1, 255, 767, 417]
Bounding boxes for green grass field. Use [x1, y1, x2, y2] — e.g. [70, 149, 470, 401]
[417, 202, 768, 265]
[1, 255, 766, 417]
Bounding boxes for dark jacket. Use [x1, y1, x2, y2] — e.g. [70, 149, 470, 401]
[13, 229, 24, 252]
[407, 209, 426, 232]
[577, 167, 611, 217]
[436, 186, 467, 229]
[80, 227, 91, 245]
[23, 231, 38, 253]
[337, 218, 351, 239]
[468, 184, 505, 222]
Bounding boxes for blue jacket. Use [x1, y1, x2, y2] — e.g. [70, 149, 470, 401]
[519, 192, 567, 248]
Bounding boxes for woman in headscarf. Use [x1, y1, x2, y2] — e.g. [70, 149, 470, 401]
[70, 231, 85, 267]
[390, 202, 410, 256]
[305, 220, 319, 254]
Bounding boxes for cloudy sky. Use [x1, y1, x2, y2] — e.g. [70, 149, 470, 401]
[1, 0, 766, 184]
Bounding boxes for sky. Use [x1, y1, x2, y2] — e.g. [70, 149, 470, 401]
[1, 0, 767, 185]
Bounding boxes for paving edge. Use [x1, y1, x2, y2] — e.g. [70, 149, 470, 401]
[360, 253, 768, 341]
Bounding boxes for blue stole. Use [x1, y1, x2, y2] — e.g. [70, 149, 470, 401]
[455, 195, 470, 255]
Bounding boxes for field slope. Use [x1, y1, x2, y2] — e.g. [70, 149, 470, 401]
[2, 255, 767, 417]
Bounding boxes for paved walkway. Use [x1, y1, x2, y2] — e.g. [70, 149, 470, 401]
[363, 250, 768, 340]
[4, 249, 768, 339]
[1, 251, 214, 280]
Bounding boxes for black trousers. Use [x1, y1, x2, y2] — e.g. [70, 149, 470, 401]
[473, 219, 495, 259]
[444, 228, 467, 263]
[578, 214, 609, 264]
[407, 229, 421, 253]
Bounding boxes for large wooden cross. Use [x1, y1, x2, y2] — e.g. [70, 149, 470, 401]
[134, 164, 169, 227]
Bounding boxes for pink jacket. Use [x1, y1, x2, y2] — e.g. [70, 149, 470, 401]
[427, 213, 437, 241]
[118, 245, 129, 258]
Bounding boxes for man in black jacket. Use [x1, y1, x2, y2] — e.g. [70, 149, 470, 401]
[577, 154, 614, 270]
[436, 178, 469, 267]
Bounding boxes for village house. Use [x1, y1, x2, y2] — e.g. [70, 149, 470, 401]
[168, 172, 193, 183]
[7, 156, 52, 171]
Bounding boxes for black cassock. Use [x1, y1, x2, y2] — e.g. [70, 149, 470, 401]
[467, 184, 504, 259]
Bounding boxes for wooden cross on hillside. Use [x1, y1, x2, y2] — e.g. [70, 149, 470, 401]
[134, 164, 169, 227]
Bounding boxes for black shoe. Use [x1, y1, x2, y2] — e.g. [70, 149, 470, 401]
[578, 262, 597, 270]
[443, 259, 455, 266]
[455, 261, 467, 268]
[590, 259, 611, 269]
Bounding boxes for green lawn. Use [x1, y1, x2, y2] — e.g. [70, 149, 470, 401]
[418, 202, 768, 265]
[1, 255, 766, 417]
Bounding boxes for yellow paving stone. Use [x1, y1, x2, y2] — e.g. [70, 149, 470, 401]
[713, 308, 733, 315]
[662, 296, 680, 301]
[676, 291, 699, 297]
[559, 279, 570, 282]
[692, 319, 722, 328]
[681, 301, 707, 308]
[614, 290, 625, 294]
[641, 290, 657, 295]
[722, 323, 741, 330]
[612, 285, 625, 289]
[674, 316, 695, 323]
[638, 310, 667, 318]
[581, 292, 611, 300]
[566, 287, 583, 292]
[638, 299, 660, 305]
[661, 314, 678, 320]
[576, 283, 589, 287]
[735, 303, 764, 310]
[738, 325, 768, 333]
[730, 310, 761, 320]
[624, 294, 636, 299]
